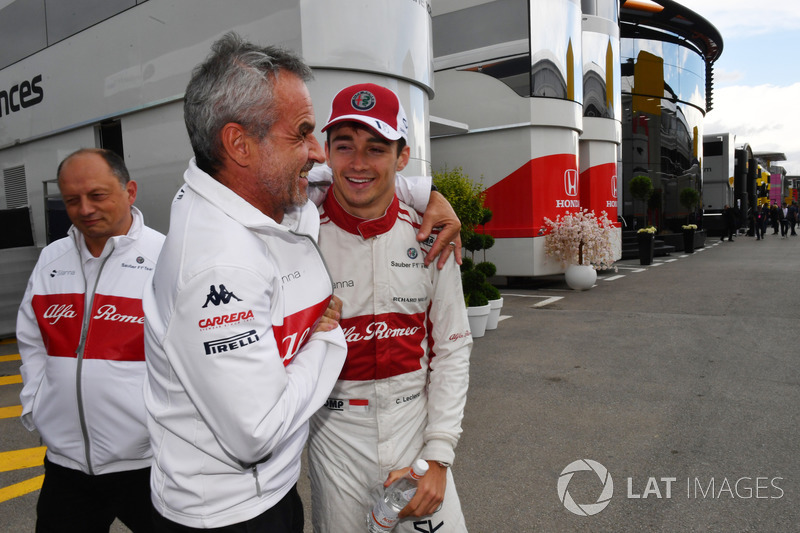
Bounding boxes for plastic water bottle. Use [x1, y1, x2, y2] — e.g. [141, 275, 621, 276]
[366, 459, 429, 532]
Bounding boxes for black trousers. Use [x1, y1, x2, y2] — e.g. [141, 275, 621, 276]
[36, 457, 153, 533]
[151, 484, 304, 533]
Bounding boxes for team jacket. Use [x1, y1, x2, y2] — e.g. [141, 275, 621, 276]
[311, 192, 472, 470]
[16, 207, 165, 475]
[143, 159, 347, 528]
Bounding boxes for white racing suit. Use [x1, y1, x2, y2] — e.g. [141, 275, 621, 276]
[309, 192, 472, 533]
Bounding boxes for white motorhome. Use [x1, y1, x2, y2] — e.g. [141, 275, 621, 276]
[702, 133, 735, 212]
[0, 0, 434, 336]
[429, 0, 623, 277]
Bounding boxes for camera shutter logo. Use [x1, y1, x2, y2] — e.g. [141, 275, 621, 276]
[557, 459, 614, 516]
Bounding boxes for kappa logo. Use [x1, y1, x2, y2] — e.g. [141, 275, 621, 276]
[202, 284, 242, 308]
[564, 169, 579, 197]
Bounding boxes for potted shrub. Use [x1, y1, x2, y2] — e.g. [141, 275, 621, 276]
[681, 224, 697, 253]
[433, 167, 500, 337]
[465, 210, 503, 330]
[679, 187, 701, 221]
[543, 209, 617, 290]
[636, 226, 657, 265]
[679, 187, 701, 253]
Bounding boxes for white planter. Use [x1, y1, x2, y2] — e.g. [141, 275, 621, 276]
[467, 303, 491, 338]
[485, 297, 504, 330]
[564, 264, 597, 291]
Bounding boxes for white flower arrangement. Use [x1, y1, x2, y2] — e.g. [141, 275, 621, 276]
[637, 226, 657, 234]
[544, 209, 617, 270]
[682, 224, 697, 230]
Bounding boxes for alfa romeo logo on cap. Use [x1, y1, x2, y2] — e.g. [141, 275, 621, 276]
[351, 90, 376, 111]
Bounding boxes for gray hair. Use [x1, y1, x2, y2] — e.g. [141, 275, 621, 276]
[184, 32, 313, 175]
[57, 148, 130, 186]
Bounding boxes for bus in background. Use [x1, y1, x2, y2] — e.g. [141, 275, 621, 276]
[702, 133, 736, 235]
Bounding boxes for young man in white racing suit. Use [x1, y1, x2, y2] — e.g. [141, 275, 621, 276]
[308, 83, 472, 533]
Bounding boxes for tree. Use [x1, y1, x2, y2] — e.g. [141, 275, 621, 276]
[679, 187, 701, 223]
[433, 167, 498, 306]
[629, 175, 654, 228]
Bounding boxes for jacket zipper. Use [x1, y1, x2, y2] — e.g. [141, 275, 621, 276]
[74, 239, 115, 476]
[252, 466, 262, 497]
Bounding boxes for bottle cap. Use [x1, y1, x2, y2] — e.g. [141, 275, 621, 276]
[410, 459, 429, 479]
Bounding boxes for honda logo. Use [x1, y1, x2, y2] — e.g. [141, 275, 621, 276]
[564, 169, 579, 197]
[611, 175, 617, 199]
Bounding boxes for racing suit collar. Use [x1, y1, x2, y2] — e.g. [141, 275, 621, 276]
[322, 190, 400, 239]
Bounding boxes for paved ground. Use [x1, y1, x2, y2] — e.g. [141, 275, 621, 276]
[2, 231, 799, 532]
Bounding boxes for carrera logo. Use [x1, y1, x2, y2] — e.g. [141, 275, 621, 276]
[342, 321, 422, 343]
[564, 169, 579, 197]
[93, 304, 144, 324]
[204, 330, 260, 355]
[43, 304, 77, 325]
[199, 310, 255, 330]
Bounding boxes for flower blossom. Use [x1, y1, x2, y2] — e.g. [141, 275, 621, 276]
[543, 209, 617, 270]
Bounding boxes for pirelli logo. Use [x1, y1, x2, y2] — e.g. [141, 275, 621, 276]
[204, 330, 260, 355]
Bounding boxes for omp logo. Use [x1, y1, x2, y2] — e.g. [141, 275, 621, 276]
[564, 169, 579, 197]
[611, 175, 618, 199]
[557, 459, 614, 516]
[325, 398, 344, 411]
[203, 330, 259, 355]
